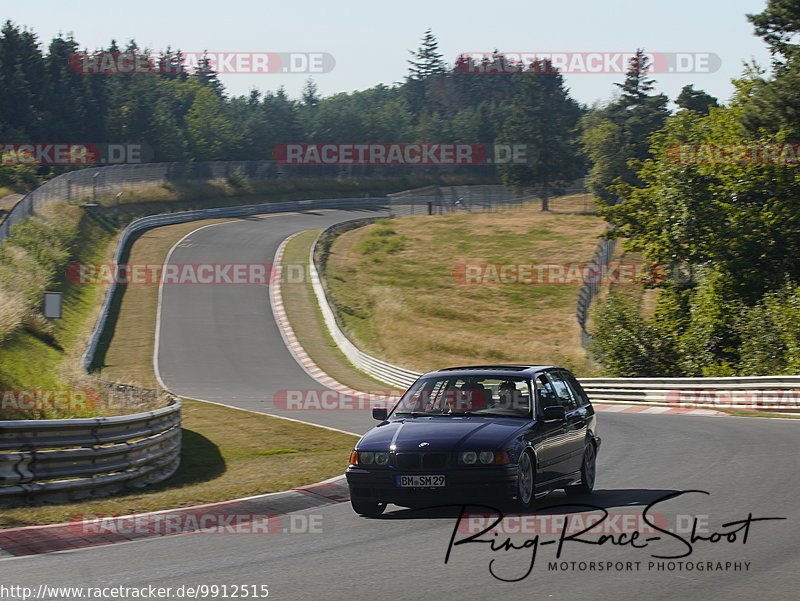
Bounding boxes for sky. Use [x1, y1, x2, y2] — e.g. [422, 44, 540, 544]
[3, 0, 777, 108]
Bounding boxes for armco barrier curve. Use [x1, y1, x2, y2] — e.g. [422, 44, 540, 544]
[310, 219, 421, 390]
[81, 197, 391, 372]
[0, 398, 181, 507]
[307, 226, 800, 412]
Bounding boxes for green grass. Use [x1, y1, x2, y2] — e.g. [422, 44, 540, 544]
[0, 208, 115, 395]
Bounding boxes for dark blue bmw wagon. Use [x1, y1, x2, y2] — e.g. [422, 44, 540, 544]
[345, 365, 600, 517]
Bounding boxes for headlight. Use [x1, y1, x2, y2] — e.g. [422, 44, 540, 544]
[459, 451, 509, 465]
[360, 452, 374, 465]
[460, 451, 478, 465]
[375, 452, 389, 465]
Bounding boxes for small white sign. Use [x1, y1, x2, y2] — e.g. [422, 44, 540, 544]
[43, 292, 63, 319]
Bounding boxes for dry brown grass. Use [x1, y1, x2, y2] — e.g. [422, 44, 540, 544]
[326, 203, 606, 376]
[281, 231, 400, 392]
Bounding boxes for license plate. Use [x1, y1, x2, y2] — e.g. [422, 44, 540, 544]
[396, 475, 446, 488]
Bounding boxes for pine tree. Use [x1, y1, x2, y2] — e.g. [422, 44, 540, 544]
[497, 60, 584, 210]
[614, 50, 656, 107]
[301, 78, 320, 108]
[407, 29, 446, 80]
[192, 52, 224, 97]
[675, 85, 719, 115]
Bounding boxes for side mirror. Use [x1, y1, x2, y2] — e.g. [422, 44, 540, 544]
[372, 407, 388, 421]
[541, 405, 566, 422]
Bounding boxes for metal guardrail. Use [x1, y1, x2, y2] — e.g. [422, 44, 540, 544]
[307, 225, 800, 411]
[0, 160, 499, 245]
[0, 398, 181, 507]
[578, 377, 800, 411]
[310, 220, 421, 390]
[576, 236, 615, 348]
[386, 184, 538, 215]
[81, 196, 392, 372]
[307, 189, 538, 390]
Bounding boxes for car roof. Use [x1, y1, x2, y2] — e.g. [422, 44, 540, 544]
[419, 365, 557, 379]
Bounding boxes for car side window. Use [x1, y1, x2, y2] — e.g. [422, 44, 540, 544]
[562, 371, 590, 407]
[535, 375, 557, 410]
[549, 372, 578, 411]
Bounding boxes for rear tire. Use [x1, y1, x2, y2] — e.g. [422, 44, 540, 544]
[350, 498, 386, 517]
[565, 441, 596, 497]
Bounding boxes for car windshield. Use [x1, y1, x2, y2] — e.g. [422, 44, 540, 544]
[392, 375, 532, 418]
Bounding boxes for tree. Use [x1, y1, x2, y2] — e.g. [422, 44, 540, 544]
[185, 85, 239, 160]
[0, 21, 44, 138]
[740, 3, 800, 140]
[407, 29, 446, 80]
[580, 50, 669, 203]
[301, 78, 320, 108]
[613, 49, 657, 106]
[191, 52, 224, 97]
[496, 60, 584, 210]
[676, 84, 719, 115]
[747, 0, 800, 57]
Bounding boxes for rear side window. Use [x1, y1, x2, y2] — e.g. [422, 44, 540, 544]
[548, 372, 578, 410]
[562, 371, 590, 407]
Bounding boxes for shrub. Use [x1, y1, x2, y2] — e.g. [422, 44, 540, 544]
[589, 294, 681, 376]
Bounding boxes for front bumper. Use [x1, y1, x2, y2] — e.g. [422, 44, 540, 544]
[346, 465, 517, 505]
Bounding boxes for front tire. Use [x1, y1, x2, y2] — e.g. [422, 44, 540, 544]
[351, 498, 386, 517]
[565, 441, 596, 497]
[514, 450, 536, 510]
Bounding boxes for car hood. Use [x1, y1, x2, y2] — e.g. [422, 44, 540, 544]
[357, 416, 528, 451]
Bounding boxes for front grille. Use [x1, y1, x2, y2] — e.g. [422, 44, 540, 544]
[423, 453, 447, 469]
[395, 453, 448, 470]
[396, 454, 421, 469]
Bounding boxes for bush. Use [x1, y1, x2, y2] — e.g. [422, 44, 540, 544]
[226, 166, 250, 190]
[589, 294, 681, 376]
[355, 222, 406, 255]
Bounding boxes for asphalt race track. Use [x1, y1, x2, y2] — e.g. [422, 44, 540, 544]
[6, 207, 799, 601]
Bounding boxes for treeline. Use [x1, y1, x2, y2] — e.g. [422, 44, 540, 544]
[589, 0, 800, 377]
[0, 25, 574, 192]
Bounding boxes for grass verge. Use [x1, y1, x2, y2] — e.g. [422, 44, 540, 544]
[324, 203, 606, 376]
[281, 230, 400, 392]
[0, 205, 117, 394]
[0, 398, 357, 529]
